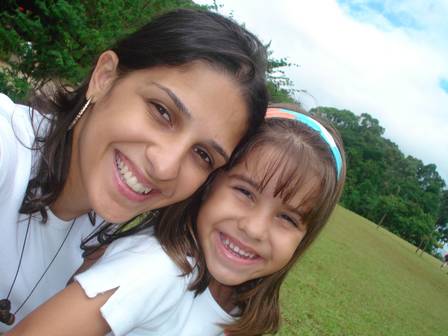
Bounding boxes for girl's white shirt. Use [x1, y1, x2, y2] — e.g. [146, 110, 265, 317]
[75, 231, 233, 336]
[0, 93, 98, 331]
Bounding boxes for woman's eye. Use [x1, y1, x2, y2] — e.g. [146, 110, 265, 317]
[194, 147, 213, 167]
[151, 102, 171, 123]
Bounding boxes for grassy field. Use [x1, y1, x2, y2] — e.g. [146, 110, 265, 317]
[279, 206, 448, 336]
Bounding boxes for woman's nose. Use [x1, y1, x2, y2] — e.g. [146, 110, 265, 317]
[145, 143, 184, 182]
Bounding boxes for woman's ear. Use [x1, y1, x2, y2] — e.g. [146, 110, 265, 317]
[86, 50, 119, 100]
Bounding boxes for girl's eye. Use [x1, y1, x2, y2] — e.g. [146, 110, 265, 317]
[151, 102, 171, 123]
[194, 147, 213, 167]
[280, 213, 301, 228]
[234, 186, 253, 200]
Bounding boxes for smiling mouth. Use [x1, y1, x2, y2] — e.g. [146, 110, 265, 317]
[220, 233, 258, 260]
[115, 154, 152, 195]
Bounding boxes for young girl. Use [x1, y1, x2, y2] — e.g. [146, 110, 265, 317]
[7, 104, 346, 335]
[0, 8, 268, 329]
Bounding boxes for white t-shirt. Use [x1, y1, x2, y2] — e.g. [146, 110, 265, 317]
[75, 232, 233, 336]
[0, 93, 98, 331]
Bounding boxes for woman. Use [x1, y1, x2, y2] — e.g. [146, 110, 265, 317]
[0, 8, 268, 329]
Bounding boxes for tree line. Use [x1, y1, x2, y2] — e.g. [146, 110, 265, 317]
[313, 107, 447, 255]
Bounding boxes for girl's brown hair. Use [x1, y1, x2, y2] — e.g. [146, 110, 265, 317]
[155, 103, 346, 335]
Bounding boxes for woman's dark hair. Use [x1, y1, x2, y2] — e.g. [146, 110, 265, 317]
[155, 103, 346, 335]
[20, 8, 268, 222]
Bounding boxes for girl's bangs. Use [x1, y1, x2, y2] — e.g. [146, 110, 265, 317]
[248, 141, 324, 217]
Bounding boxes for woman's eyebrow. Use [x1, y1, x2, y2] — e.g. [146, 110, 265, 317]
[151, 81, 192, 119]
[207, 141, 230, 162]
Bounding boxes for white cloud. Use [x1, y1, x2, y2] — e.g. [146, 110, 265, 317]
[195, 0, 448, 183]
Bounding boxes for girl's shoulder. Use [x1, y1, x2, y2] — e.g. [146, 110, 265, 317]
[75, 230, 193, 299]
[75, 232, 193, 335]
[79, 231, 186, 284]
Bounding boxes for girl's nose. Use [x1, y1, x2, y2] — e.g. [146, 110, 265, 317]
[237, 211, 270, 242]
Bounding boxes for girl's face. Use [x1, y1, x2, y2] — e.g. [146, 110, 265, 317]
[197, 147, 315, 286]
[70, 52, 248, 223]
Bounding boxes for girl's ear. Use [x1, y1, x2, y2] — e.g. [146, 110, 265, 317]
[86, 50, 119, 100]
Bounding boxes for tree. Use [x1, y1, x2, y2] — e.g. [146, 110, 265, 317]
[313, 106, 447, 253]
[436, 190, 448, 243]
[1, 1, 299, 104]
[265, 45, 299, 103]
[0, 0, 204, 101]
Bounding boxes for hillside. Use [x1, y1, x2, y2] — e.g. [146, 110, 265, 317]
[279, 206, 448, 335]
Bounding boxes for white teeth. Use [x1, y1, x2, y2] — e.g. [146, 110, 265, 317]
[116, 156, 152, 195]
[128, 176, 138, 185]
[222, 237, 255, 259]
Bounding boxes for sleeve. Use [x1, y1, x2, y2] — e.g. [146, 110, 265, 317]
[75, 235, 188, 336]
[0, 93, 18, 190]
[0, 93, 35, 195]
[182, 288, 234, 336]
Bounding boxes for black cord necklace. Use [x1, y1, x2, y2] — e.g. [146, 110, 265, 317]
[0, 216, 76, 325]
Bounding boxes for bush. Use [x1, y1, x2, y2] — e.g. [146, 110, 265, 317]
[0, 67, 31, 102]
[0, 1, 299, 104]
[0, 0, 204, 97]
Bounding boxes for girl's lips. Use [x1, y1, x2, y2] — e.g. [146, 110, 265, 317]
[215, 232, 262, 266]
[113, 150, 161, 202]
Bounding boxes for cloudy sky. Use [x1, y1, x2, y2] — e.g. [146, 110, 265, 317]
[195, 0, 448, 184]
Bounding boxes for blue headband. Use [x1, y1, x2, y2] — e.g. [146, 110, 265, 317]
[266, 108, 343, 179]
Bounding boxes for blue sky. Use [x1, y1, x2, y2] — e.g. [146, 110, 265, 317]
[338, 0, 422, 29]
[440, 79, 448, 93]
[195, 0, 448, 184]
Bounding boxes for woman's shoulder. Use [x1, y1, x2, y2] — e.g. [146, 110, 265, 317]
[0, 94, 36, 193]
[0, 93, 15, 116]
[0, 93, 31, 121]
[0, 93, 44, 140]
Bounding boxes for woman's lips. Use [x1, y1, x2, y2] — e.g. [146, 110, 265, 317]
[113, 150, 160, 202]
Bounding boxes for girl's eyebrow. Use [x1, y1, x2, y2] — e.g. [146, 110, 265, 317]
[228, 174, 261, 190]
[150, 81, 230, 162]
[285, 204, 305, 218]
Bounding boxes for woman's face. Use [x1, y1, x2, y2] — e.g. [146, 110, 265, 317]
[71, 52, 248, 223]
[197, 147, 314, 286]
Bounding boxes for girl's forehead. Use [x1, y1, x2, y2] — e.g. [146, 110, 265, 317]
[231, 145, 281, 178]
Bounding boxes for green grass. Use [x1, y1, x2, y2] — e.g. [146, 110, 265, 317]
[279, 206, 448, 336]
